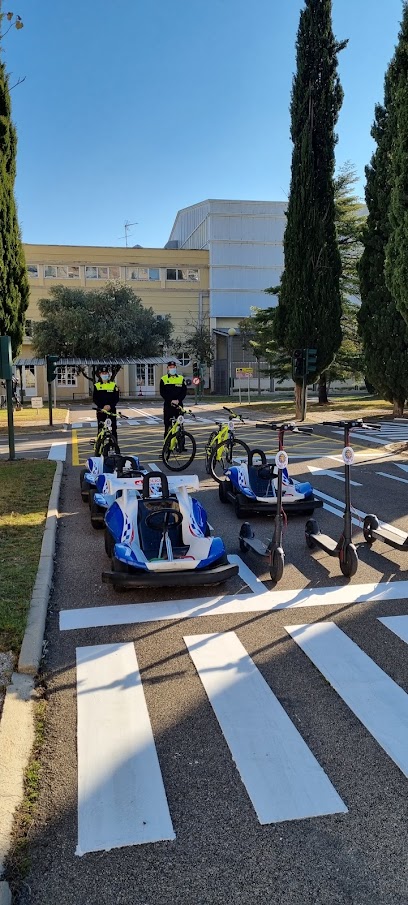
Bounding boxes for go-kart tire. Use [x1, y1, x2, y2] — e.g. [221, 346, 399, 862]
[270, 547, 285, 583]
[205, 431, 218, 474]
[162, 430, 196, 471]
[218, 480, 231, 503]
[234, 496, 245, 519]
[81, 479, 89, 503]
[209, 439, 250, 484]
[104, 529, 114, 558]
[90, 499, 105, 530]
[112, 555, 130, 593]
[88, 486, 97, 509]
[79, 467, 88, 488]
[363, 514, 379, 544]
[305, 518, 319, 549]
[340, 543, 358, 578]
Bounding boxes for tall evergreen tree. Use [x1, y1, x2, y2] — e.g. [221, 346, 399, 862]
[0, 24, 29, 356]
[274, 0, 346, 415]
[385, 3, 408, 328]
[358, 57, 408, 416]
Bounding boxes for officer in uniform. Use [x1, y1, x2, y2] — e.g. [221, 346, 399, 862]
[93, 367, 120, 439]
[159, 360, 187, 437]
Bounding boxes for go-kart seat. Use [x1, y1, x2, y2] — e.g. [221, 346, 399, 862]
[137, 497, 188, 559]
[247, 464, 277, 498]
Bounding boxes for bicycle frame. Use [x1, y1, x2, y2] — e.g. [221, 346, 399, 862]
[163, 407, 195, 452]
[207, 408, 244, 462]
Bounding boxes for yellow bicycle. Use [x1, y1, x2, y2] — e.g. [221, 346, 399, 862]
[161, 406, 197, 471]
[205, 407, 250, 483]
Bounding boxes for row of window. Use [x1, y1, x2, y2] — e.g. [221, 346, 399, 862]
[27, 264, 200, 282]
[22, 360, 192, 389]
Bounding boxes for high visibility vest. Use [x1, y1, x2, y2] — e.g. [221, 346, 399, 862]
[161, 374, 184, 386]
[94, 381, 117, 392]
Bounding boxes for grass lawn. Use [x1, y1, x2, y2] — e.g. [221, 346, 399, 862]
[0, 460, 56, 654]
[0, 406, 68, 433]
[205, 394, 396, 421]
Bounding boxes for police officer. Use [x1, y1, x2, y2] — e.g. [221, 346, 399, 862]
[159, 360, 187, 436]
[93, 367, 120, 439]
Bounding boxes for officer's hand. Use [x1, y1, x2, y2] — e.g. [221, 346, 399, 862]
[171, 399, 179, 406]
[103, 405, 111, 411]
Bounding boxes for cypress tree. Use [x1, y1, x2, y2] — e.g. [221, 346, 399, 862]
[274, 0, 346, 414]
[385, 3, 408, 331]
[0, 32, 29, 356]
[358, 50, 408, 415]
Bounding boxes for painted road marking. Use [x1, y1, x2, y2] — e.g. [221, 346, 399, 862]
[376, 471, 408, 486]
[184, 632, 347, 823]
[286, 622, 408, 778]
[378, 615, 408, 645]
[48, 442, 67, 461]
[76, 643, 175, 855]
[71, 430, 79, 466]
[313, 488, 408, 536]
[60, 578, 408, 631]
[308, 465, 362, 486]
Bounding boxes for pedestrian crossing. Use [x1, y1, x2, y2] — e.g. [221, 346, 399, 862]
[332, 420, 408, 445]
[72, 615, 408, 853]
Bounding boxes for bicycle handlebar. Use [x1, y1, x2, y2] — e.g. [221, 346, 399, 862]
[322, 419, 381, 430]
[256, 422, 313, 434]
[93, 407, 129, 420]
[223, 406, 245, 422]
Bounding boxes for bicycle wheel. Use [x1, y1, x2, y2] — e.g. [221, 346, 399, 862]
[209, 438, 250, 484]
[204, 431, 218, 474]
[102, 436, 120, 457]
[162, 430, 196, 471]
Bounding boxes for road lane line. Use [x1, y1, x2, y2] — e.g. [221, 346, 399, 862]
[76, 642, 175, 855]
[378, 616, 408, 645]
[286, 622, 408, 778]
[71, 430, 79, 466]
[184, 632, 347, 823]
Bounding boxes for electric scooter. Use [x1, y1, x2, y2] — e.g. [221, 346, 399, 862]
[305, 419, 381, 577]
[239, 421, 315, 583]
[363, 514, 408, 551]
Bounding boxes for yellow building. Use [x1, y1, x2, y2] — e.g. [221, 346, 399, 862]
[17, 243, 209, 400]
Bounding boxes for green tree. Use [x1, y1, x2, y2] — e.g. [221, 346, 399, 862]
[0, 18, 29, 357]
[385, 3, 408, 329]
[274, 0, 346, 417]
[32, 283, 172, 360]
[358, 58, 408, 416]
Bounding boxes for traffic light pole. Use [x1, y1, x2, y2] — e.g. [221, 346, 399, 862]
[301, 375, 307, 422]
[5, 378, 15, 460]
[48, 382, 53, 426]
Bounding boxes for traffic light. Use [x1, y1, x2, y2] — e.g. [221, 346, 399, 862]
[292, 349, 305, 381]
[192, 361, 199, 379]
[305, 348, 318, 374]
[46, 354, 59, 383]
[0, 336, 12, 379]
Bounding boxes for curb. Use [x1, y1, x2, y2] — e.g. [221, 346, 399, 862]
[0, 460, 64, 901]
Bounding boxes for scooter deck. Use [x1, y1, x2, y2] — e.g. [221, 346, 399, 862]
[246, 536, 270, 557]
[311, 532, 339, 554]
[373, 524, 408, 550]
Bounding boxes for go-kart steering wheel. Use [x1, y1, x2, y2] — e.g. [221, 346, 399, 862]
[145, 508, 183, 532]
[258, 464, 277, 480]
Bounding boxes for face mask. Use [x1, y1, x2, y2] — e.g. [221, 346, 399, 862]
[100, 373, 110, 383]
[167, 368, 177, 376]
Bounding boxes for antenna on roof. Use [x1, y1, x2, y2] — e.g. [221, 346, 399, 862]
[119, 220, 138, 247]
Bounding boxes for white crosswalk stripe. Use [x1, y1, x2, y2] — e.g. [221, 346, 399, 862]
[332, 421, 408, 445]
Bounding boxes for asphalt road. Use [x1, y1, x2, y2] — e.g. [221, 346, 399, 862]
[6, 405, 408, 905]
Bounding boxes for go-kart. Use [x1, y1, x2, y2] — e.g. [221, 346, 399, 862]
[102, 471, 239, 590]
[80, 454, 141, 504]
[219, 448, 322, 518]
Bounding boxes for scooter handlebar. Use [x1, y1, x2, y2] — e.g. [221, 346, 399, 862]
[323, 419, 381, 430]
[256, 422, 313, 433]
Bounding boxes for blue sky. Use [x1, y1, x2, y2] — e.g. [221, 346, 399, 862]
[2, 0, 405, 249]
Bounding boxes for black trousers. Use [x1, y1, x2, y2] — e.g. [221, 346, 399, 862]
[163, 402, 181, 438]
[97, 409, 117, 439]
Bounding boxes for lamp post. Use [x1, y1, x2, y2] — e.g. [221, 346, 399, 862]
[227, 327, 237, 396]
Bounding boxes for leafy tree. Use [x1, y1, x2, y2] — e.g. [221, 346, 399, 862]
[173, 318, 215, 367]
[238, 308, 290, 383]
[273, 0, 346, 416]
[32, 283, 172, 361]
[0, 21, 29, 357]
[358, 55, 408, 416]
[385, 3, 408, 329]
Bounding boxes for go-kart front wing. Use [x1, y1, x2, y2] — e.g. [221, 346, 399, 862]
[102, 560, 238, 589]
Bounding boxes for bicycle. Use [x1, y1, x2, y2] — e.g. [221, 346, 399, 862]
[0, 382, 21, 411]
[161, 406, 197, 471]
[92, 408, 128, 457]
[206, 406, 251, 483]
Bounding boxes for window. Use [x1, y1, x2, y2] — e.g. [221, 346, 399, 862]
[166, 268, 199, 281]
[27, 264, 38, 277]
[44, 265, 79, 279]
[178, 353, 191, 367]
[147, 364, 154, 386]
[127, 267, 160, 281]
[85, 265, 120, 280]
[24, 319, 33, 337]
[57, 366, 77, 387]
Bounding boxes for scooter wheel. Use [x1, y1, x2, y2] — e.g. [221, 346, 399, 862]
[239, 538, 250, 553]
[305, 518, 319, 549]
[270, 547, 285, 583]
[340, 543, 358, 578]
[363, 514, 379, 544]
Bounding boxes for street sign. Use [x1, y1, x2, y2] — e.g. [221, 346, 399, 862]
[192, 377, 200, 386]
[236, 367, 253, 379]
[31, 396, 43, 408]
